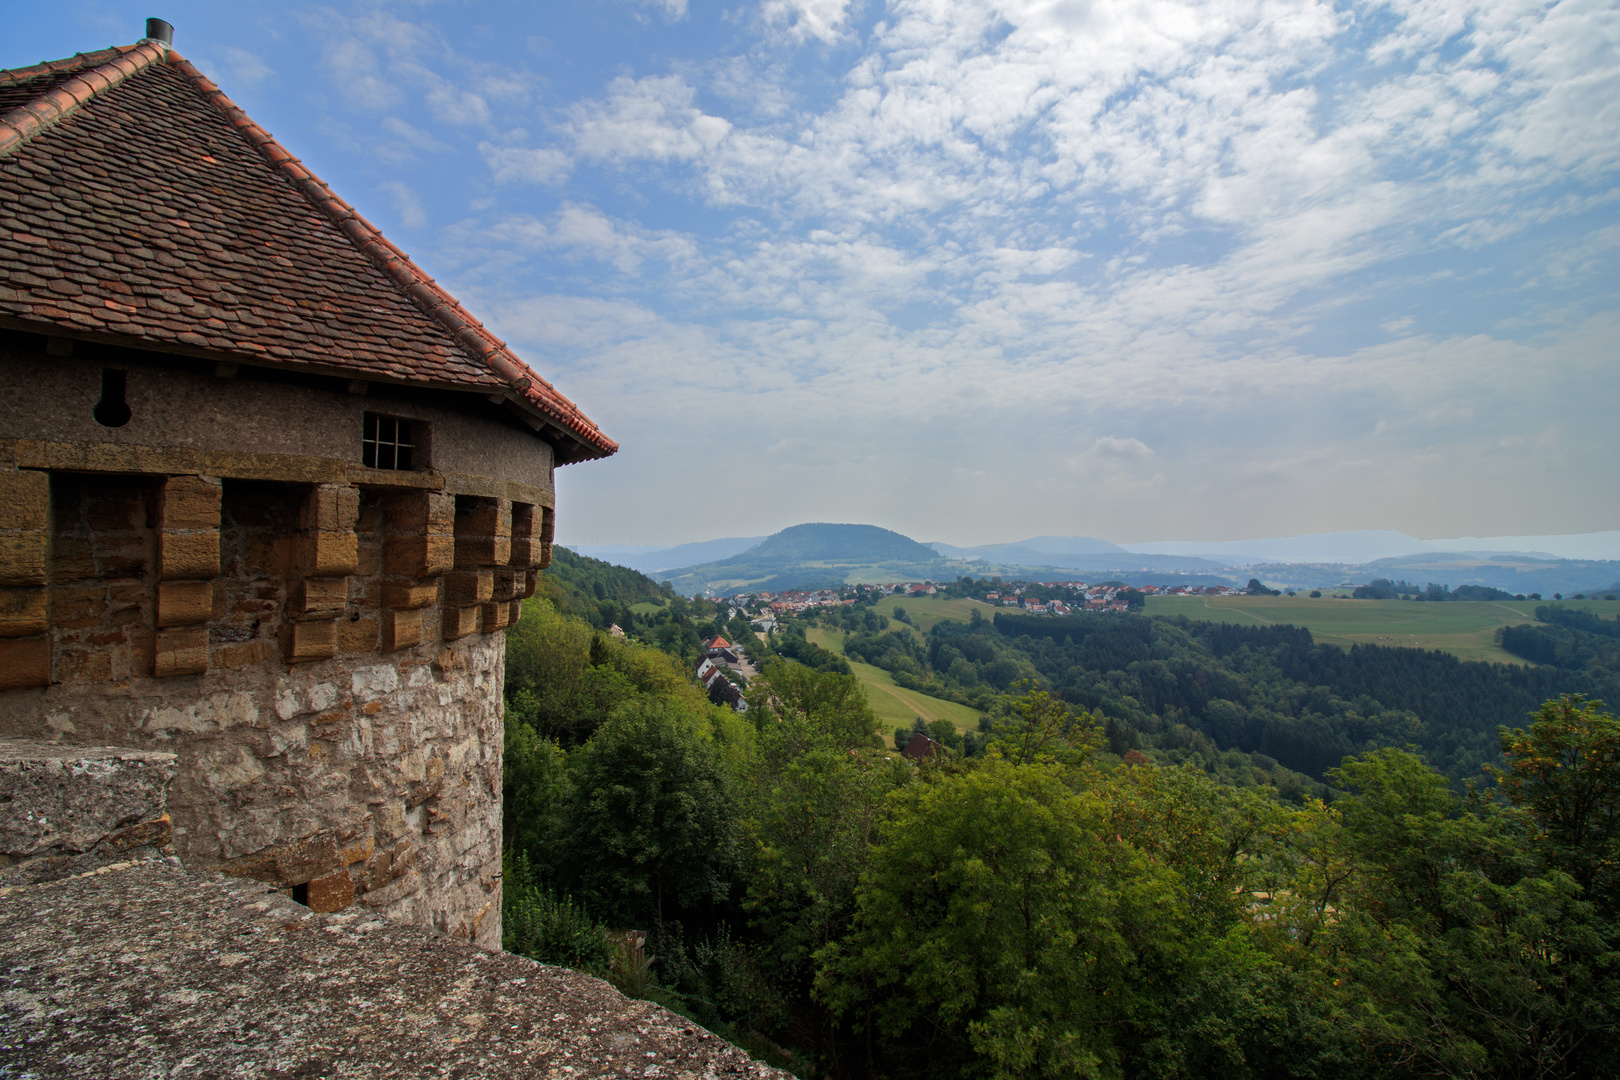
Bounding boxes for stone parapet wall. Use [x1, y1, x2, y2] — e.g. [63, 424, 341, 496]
[0, 632, 507, 947]
[0, 739, 177, 886]
[1, 859, 789, 1079]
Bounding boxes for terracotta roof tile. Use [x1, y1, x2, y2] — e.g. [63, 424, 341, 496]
[0, 38, 614, 463]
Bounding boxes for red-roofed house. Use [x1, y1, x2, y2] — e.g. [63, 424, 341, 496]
[0, 22, 615, 947]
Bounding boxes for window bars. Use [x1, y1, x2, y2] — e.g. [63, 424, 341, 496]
[362, 413, 414, 470]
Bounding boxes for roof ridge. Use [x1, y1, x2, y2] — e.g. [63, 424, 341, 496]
[0, 42, 165, 158]
[164, 52, 616, 460]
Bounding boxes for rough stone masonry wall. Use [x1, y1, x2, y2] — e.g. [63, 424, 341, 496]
[0, 460, 555, 951]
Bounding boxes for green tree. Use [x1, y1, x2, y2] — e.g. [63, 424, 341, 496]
[750, 661, 879, 751]
[985, 682, 1101, 768]
[1304, 744, 1620, 1079]
[818, 761, 1181, 1079]
[559, 696, 742, 926]
[503, 720, 568, 868]
[1492, 694, 1620, 910]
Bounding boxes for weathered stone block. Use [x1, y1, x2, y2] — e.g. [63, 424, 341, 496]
[295, 576, 349, 618]
[159, 475, 221, 531]
[305, 531, 359, 577]
[519, 570, 537, 599]
[0, 531, 48, 587]
[341, 833, 375, 867]
[539, 541, 553, 569]
[338, 615, 378, 654]
[382, 582, 437, 609]
[159, 529, 219, 580]
[455, 498, 510, 538]
[508, 599, 523, 627]
[306, 868, 356, 913]
[491, 568, 518, 602]
[0, 636, 50, 689]
[381, 608, 422, 652]
[510, 502, 538, 539]
[479, 601, 510, 633]
[444, 570, 493, 606]
[275, 834, 342, 884]
[0, 587, 48, 637]
[382, 490, 455, 531]
[287, 619, 337, 664]
[0, 468, 49, 530]
[157, 580, 213, 627]
[454, 497, 512, 569]
[300, 485, 360, 533]
[154, 627, 208, 677]
[442, 605, 479, 641]
[509, 537, 542, 569]
[384, 533, 453, 579]
[456, 534, 512, 569]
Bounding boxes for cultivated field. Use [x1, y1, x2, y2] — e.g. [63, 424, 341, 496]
[807, 627, 984, 743]
[1145, 595, 1620, 665]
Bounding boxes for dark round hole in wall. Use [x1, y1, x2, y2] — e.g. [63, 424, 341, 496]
[93, 368, 132, 427]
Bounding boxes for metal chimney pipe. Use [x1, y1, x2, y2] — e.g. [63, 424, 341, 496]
[144, 18, 174, 45]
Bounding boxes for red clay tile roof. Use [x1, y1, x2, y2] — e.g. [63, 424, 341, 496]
[0, 40, 614, 463]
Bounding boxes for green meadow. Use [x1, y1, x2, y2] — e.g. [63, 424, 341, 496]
[1145, 594, 1620, 665]
[806, 626, 984, 744]
[867, 593, 1002, 631]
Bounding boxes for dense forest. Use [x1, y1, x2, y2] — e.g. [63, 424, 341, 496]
[500, 593, 1619, 1080]
[833, 604, 1620, 785]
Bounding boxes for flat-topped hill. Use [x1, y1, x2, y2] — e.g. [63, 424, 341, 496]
[746, 523, 940, 563]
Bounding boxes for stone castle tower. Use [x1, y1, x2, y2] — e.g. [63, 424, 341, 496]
[0, 21, 615, 948]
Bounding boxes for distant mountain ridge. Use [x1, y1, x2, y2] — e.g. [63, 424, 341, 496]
[573, 524, 1620, 596]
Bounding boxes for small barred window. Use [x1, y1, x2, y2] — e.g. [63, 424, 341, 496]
[362, 413, 414, 470]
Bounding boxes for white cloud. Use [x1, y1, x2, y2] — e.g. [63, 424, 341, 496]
[761, 0, 855, 44]
[567, 76, 733, 163]
[480, 144, 573, 185]
[378, 180, 427, 229]
[1091, 436, 1155, 460]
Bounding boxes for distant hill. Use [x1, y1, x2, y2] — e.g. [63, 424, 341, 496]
[656, 523, 954, 594]
[750, 523, 940, 563]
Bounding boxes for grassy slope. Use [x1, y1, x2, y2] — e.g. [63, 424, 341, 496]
[806, 626, 984, 743]
[1145, 595, 1620, 666]
[869, 594, 1002, 631]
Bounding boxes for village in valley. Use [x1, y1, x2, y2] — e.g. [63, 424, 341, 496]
[626, 577, 1253, 723]
[695, 577, 1247, 620]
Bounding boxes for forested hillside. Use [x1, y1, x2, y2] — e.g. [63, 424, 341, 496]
[501, 597, 1619, 1080]
[834, 606, 1620, 784]
[537, 545, 675, 630]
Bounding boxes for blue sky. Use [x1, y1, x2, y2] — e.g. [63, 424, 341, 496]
[9, 1, 1617, 546]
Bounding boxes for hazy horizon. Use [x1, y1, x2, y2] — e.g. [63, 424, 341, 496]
[572, 526, 1620, 566]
